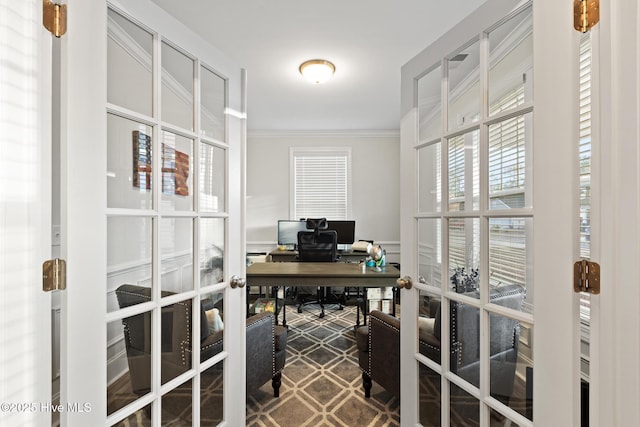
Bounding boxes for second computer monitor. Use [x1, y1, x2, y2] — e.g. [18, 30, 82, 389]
[277, 220, 307, 247]
[326, 220, 356, 245]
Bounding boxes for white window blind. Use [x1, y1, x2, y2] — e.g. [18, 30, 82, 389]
[291, 148, 350, 220]
[489, 219, 527, 287]
[448, 130, 480, 212]
[579, 35, 592, 260]
[448, 135, 466, 200]
[487, 85, 528, 286]
[449, 219, 467, 269]
[488, 86, 526, 208]
[578, 35, 592, 322]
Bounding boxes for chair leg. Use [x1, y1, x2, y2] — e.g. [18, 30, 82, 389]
[296, 289, 304, 313]
[362, 372, 372, 398]
[272, 371, 282, 397]
[318, 286, 325, 318]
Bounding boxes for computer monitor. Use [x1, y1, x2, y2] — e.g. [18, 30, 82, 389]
[277, 220, 307, 247]
[326, 220, 356, 245]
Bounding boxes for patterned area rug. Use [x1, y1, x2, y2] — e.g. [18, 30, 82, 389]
[246, 304, 400, 427]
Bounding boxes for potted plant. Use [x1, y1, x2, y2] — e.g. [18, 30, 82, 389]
[450, 267, 479, 293]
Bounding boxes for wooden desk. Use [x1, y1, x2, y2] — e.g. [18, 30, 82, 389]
[246, 262, 400, 326]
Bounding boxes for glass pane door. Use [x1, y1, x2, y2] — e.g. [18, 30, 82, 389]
[409, 3, 535, 425]
[105, 7, 229, 426]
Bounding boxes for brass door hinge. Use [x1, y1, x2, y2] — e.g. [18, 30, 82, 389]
[43, 0, 67, 38]
[43, 258, 66, 292]
[573, 259, 600, 294]
[574, 0, 599, 33]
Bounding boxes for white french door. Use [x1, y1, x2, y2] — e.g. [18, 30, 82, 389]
[59, 0, 246, 426]
[400, 0, 587, 425]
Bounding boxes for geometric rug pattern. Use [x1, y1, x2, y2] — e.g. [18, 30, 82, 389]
[246, 305, 400, 427]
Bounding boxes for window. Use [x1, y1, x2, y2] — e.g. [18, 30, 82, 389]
[290, 147, 351, 220]
[444, 85, 530, 289]
[487, 86, 529, 287]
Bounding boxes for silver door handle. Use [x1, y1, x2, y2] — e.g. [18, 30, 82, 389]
[230, 275, 246, 289]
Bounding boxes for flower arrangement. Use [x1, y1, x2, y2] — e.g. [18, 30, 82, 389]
[450, 267, 479, 293]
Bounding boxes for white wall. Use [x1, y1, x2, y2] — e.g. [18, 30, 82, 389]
[246, 131, 401, 261]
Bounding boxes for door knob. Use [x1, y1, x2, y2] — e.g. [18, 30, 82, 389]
[396, 276, 413, 290]
[230, 275, 246, 289]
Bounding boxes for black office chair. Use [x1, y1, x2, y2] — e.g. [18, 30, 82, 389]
[296, 219, 340, 318]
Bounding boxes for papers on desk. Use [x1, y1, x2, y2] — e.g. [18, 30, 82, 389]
[352, 241, 372, 253]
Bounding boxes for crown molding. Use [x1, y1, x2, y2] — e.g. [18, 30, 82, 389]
[247, 129, 400, 139]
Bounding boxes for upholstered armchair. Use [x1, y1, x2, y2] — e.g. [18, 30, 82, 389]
[115, 284, 287, 398]
[356, 309, 400, 398]
[356, 284, 525, 408]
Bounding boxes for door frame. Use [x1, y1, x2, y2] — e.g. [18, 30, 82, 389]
[592, 0, 640, 425]
[59, 0, 247, 425]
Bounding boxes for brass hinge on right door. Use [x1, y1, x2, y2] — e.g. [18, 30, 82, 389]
[43, 258, 66, 292]
[573, 259, 600, 294]
[43, 0, 67, 38]
[574, 0, 599, 33]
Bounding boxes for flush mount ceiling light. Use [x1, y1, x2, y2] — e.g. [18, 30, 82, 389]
[299, 59, 335, 84]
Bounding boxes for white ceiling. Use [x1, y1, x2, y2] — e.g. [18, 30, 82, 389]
[150, 0, 487, 131]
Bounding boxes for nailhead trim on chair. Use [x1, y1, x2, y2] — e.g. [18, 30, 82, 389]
[366, 314, 400, 376]
[119, 287, 286, 381]
[452, 307, 462, 364]
[417, 303, 461, 360]
[123, 323, 132, 347]
[196, 339, 223, 352]
[417, 340, 459, 355]
[116, 288, 192, 367]
[447, 285, 525, 365]
[179, 301, 190, 366]
[117, 289, 151, 350]
[489, 286, 526, 299]
[271, 318, 277, 375]
[248, 313, 281, 376]
[366, 321, 372, 375]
